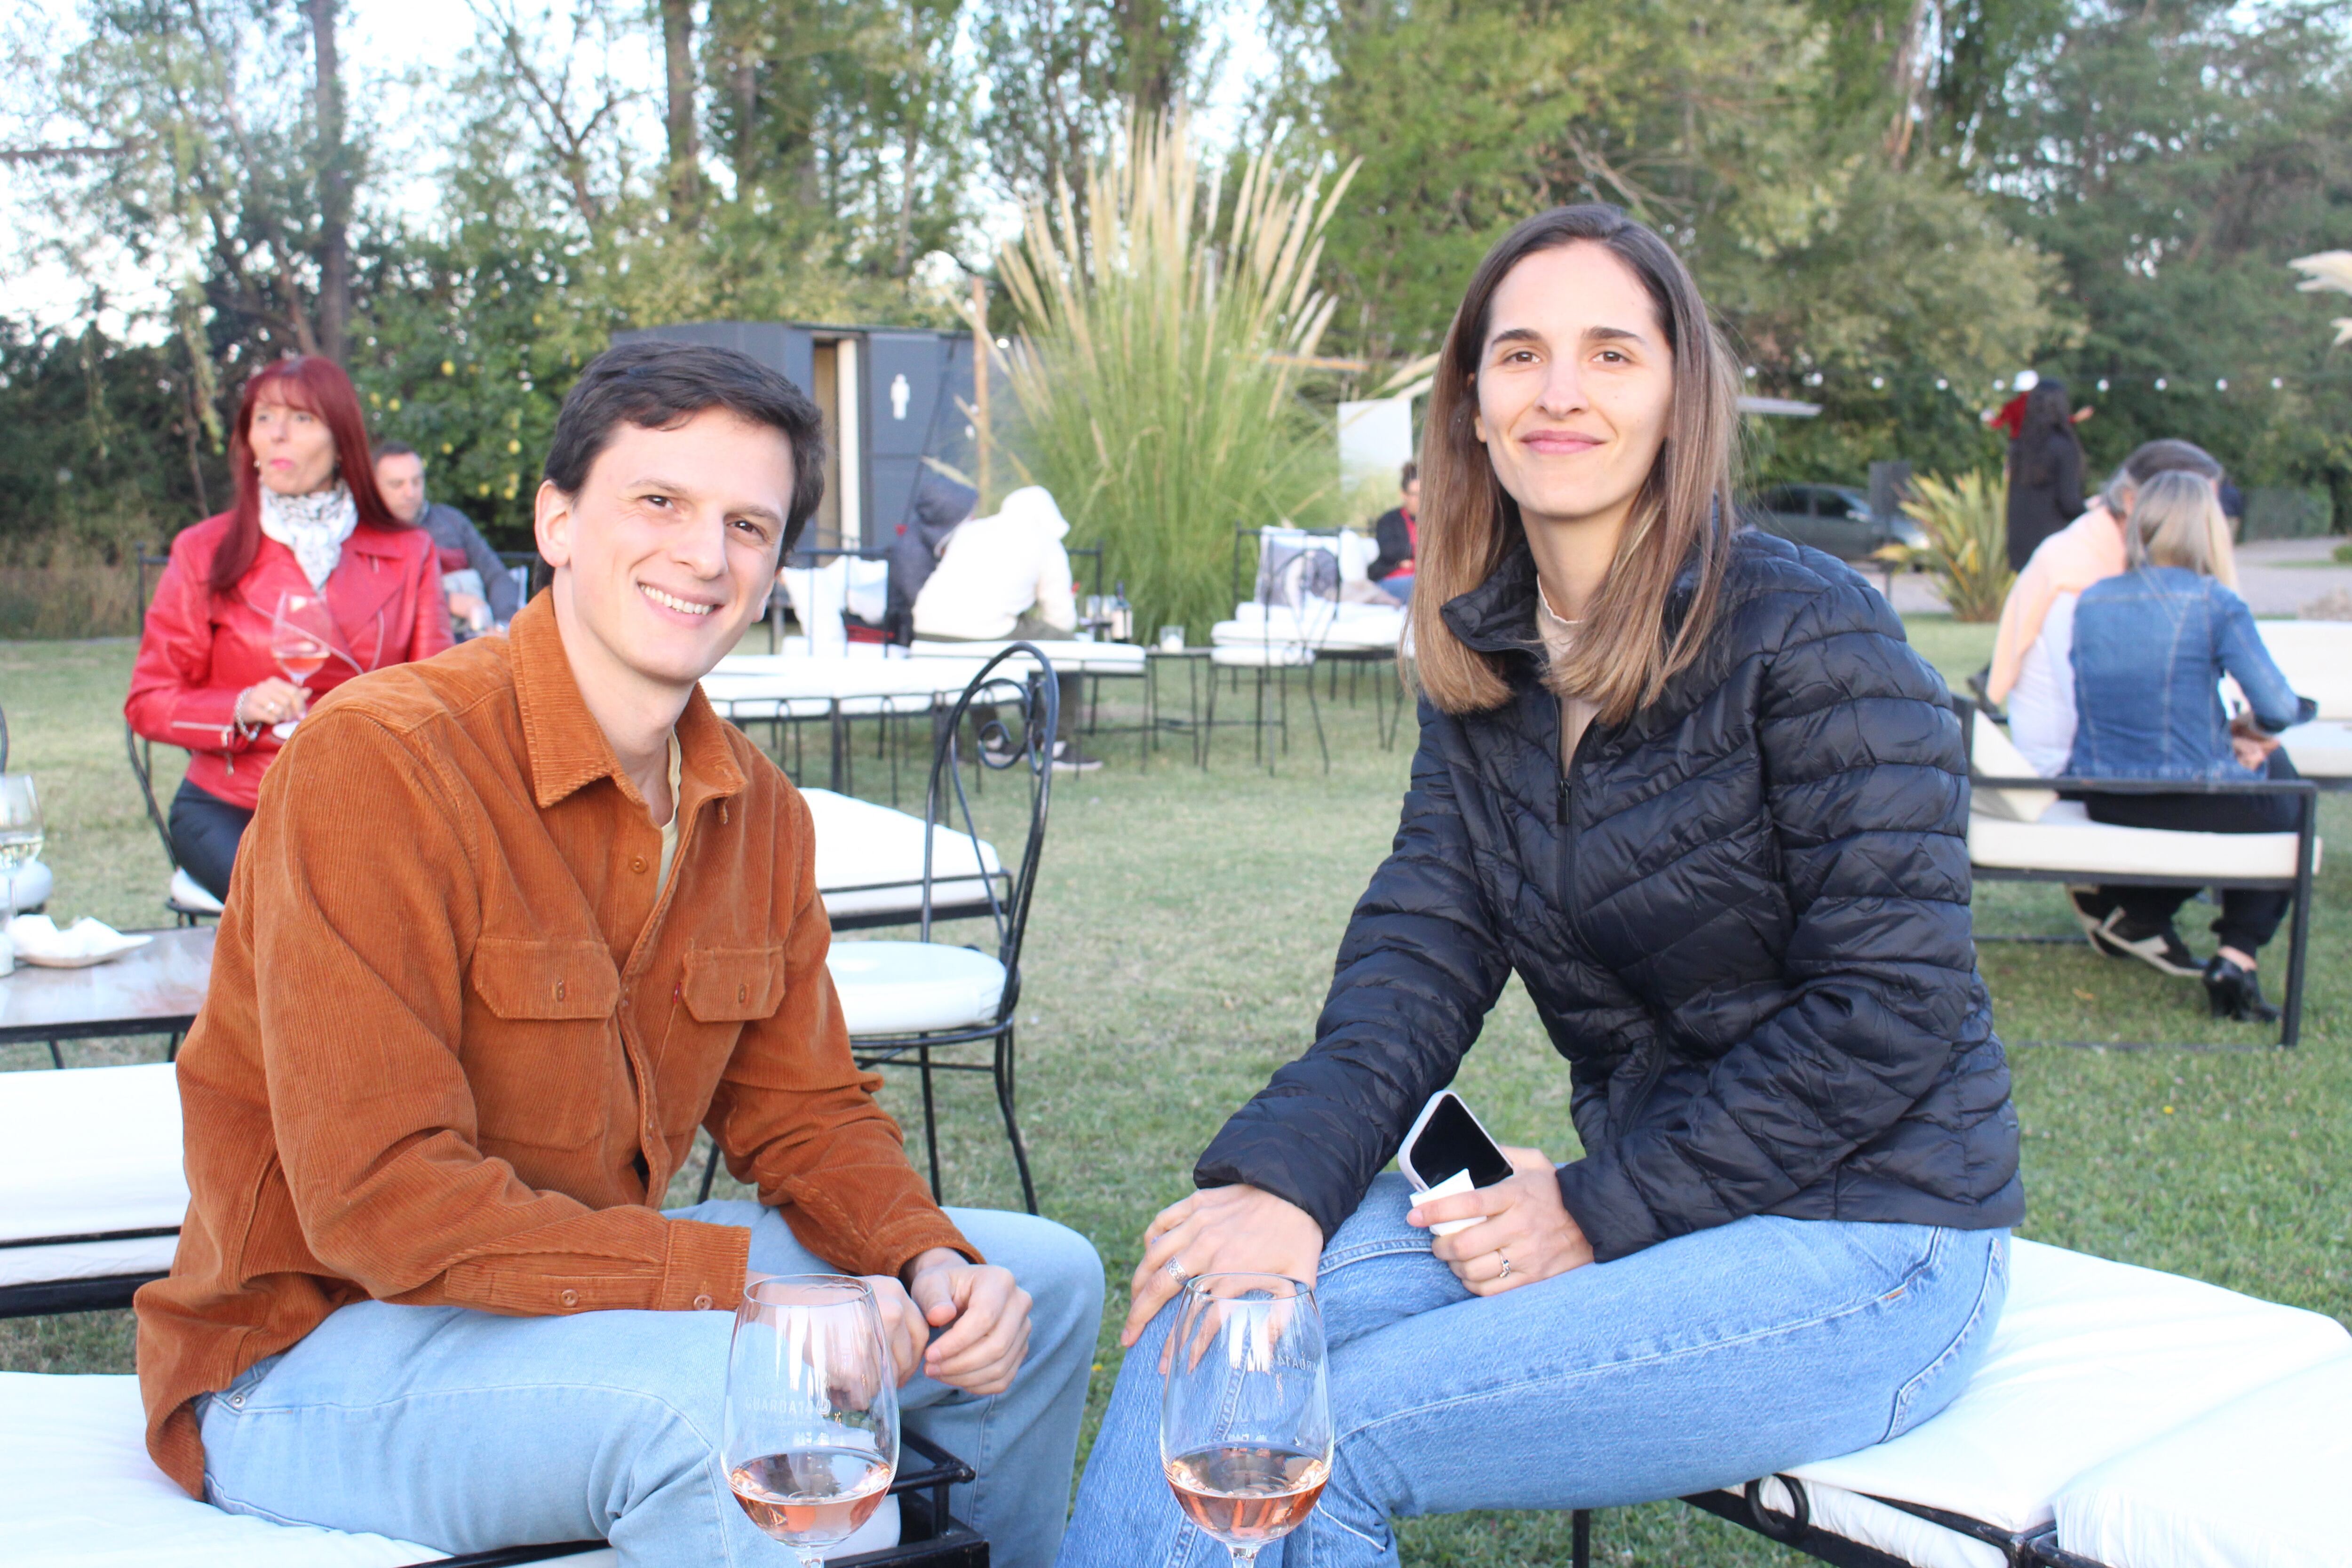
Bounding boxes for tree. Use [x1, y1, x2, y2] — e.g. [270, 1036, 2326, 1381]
[971, 0, 1208, 215]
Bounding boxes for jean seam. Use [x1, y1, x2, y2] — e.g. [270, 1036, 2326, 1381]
[1883, 1234, 2005, 1443]
[1319, 1235, 1434, 1272]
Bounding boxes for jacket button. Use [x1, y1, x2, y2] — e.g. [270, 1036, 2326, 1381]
[693, 1293, 715, 1311]
[737, 983, 749, 1003]
[560, 1289, 580, 1307]
[631, 855, 648, 873]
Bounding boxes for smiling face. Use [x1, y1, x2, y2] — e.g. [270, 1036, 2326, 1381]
[536, 407, 794, 701]
[249, 397, 339, 497]
[1471, 241, 1675, 536]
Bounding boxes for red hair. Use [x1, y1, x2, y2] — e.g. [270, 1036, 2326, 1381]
[211, 356, 410, 595]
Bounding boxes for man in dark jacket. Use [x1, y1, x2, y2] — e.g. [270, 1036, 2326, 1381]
[885, 473, 979, 645]
[374, 443, 524, 632]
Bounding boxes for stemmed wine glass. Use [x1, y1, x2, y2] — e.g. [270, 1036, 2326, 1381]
[0, 774, 41, 875]
[269, 589, 336, 692]
[1161, 1273, 1334, 1565]
[724, 1275, 900, 1567]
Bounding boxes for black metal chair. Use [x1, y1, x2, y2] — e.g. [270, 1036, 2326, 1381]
[125, 720, 224, 926]
[699, 647, 1060, 1213]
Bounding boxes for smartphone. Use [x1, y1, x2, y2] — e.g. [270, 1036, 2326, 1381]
[1398, 1090, 1513, 1235]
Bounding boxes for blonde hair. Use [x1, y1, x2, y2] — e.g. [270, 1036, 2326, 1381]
[2126, 470, 2238, 588]
[1408, 206, 1739, 722]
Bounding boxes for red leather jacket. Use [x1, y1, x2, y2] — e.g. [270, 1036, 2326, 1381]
[126, 512, 452, 811]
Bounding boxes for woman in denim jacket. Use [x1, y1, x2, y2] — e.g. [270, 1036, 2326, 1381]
[2068, 470, 2316, 1020]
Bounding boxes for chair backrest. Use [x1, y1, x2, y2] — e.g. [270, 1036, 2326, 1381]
[779, 554, 852, 654]
[123, 721, 180, 869]
[919, 646, 1057, 1005]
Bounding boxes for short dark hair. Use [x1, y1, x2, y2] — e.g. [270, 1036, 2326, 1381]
[373, 440, 419, 462]
[547, 342, 828, 551]
[1400, 460, 1419, 487]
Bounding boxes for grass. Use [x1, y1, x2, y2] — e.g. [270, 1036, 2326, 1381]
[5, 618, 2347, 1565]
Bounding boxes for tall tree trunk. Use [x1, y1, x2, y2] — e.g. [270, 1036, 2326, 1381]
[1884, 0, 1933, 167]
[662, 0, 702, 224]
[309, 0, 349, 361]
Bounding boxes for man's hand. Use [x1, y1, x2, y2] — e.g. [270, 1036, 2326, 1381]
[447, 589, 491, 630]
[896, 1247, 1031, 1395]
[1407, 1146, 1594, 1296]
[1125, 1184, 1323, 1346]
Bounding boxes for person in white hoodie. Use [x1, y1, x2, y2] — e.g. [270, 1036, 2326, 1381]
[913, 486, 1096, 769]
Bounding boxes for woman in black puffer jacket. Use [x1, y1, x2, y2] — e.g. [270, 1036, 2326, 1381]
[1057, 207, 2022, 1568]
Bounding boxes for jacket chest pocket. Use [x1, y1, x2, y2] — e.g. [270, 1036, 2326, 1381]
[464, 937, 625, 1150]
[680, 946, 786, 1023]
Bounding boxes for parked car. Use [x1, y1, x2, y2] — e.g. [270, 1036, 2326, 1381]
[1740, 482, 1927, 562]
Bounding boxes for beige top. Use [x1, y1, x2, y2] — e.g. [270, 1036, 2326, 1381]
[656, 733, 683, 890]
[1536, 585, 1600, 772]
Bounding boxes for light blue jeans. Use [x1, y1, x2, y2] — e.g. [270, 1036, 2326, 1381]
[198, 1201, 1104, 1568]
[1058, 1175, 2007, 1568]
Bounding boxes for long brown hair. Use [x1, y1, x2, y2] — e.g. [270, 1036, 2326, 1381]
[1410, 205, 1740, 721]
[212, 356, 408, 595]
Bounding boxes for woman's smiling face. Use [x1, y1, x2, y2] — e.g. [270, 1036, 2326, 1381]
[1472, 241, 1675, 532]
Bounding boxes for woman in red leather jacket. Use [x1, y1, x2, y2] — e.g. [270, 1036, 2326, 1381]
[126, 357, 450, 902]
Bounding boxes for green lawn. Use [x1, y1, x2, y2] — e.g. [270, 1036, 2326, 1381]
[3, 620, 2345, 1566]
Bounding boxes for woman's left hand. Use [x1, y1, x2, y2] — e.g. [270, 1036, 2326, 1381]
[1407, 1145, 1594, 1295]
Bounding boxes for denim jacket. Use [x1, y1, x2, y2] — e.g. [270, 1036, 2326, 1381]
[2067, 566, 2315, 781]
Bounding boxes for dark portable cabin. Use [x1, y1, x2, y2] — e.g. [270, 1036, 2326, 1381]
[612, 322, 979, 554]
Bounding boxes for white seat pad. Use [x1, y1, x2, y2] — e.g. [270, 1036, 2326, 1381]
[1787, 1239, 2352, 1535]
[1729, 1477, 2004, 1568]
[801, 788, 1001, 922]
[1969, 800, 2312, 880]
[168, 867, 224, 915]
[2052, 1352, 2352, 1568]
[2256, 621, 2352, 720]
[828, 941, 1006, 1035]
[1208, 642, 1316, 669]
[2278, 717, 2352, 779]
[0, 1063, 188, 1286]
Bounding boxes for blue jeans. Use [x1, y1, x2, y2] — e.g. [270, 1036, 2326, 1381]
[198, 1201, 1104, 1568]
[1058, 1175, 2006, 1568]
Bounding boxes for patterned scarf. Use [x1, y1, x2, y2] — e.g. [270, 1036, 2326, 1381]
[259, 481, 359, 589]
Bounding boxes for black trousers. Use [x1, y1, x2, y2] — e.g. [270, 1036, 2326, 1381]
[2088, 752, 2302, 955]
[169, 777, 253, 901]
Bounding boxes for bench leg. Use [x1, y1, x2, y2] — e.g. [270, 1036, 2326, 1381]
[1572, 1507, 1591, 1568]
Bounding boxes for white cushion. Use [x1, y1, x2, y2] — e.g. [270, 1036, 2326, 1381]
[0, 1372, 887, 1566]
[1969, 799, 2312, 880]
[2278, 717, 2352, 779]
[168, 868, 223, 915]
[0, 1063, 187, 1287]
[2256, 621, 2352, 720]
[828, 941, 1007, 1035]
[1209, 642, 1316, 669]
[1216, 600, 1404, 652]
[1969, 712, 2058, 822]
[801, 788, 1001, 921]
[1730, 1477, 2003, 1568]
[2052, 1353, 2352, 1568]
[1786, 1239, 2352, 1536]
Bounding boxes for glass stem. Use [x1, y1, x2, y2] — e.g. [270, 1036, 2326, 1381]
[1227, 1547, 1260, 1567]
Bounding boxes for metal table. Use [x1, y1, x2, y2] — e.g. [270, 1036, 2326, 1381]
[702, 655, 989, 797]
[0, 927, 215, 1061]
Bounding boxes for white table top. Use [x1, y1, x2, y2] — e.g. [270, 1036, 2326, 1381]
[702, 656, 992, 705]
[905, 638, 1149, 673]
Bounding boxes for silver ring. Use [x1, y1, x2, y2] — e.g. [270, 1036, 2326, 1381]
[1165, 1259, 1191, 1284]
[1497, 1253, 1513, 1281]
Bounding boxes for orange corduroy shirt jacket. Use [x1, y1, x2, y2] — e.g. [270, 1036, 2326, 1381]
[134, 594, 974, 1496]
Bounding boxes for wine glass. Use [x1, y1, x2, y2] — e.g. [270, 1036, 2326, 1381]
[724, 1275, 900, 1566]
[0, 774, 41, 874]
[1161, 1273, 1333, 1565]
[269, 589, 336, 689]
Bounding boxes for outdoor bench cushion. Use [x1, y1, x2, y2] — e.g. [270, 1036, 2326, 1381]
[2255, 621, 2352, 720]
[2051, 1352, 2352, 1568]
[1968, 799, 2313, 880]
[1719, 1239, 2352, 1567]
[801, 787, 1001, 922]
[2277, 717, 2352, 780]
[828, 940, 1007, 1035]
[0, 1061, 187, 1288]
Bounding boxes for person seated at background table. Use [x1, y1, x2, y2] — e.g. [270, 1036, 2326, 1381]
[914, 484, 1091, 769]
[125, 356, 449, 903]
[886, 472, 980, 645]
[1366, 460, 1421, 604]
[373, 440, 524, 638]
[2063, 470, 2313, 1019]
[134, 341, 1104, 1568]
[1057, 204, 2020, 1568]
[1987, 438, 2226, 778]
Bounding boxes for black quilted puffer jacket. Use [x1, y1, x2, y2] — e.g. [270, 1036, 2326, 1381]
[1196, 532, 2024, 1261]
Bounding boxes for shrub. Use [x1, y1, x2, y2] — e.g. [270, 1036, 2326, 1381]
[1888, 470, 2014, 622]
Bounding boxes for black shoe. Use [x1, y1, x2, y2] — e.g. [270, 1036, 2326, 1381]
[2203, 955, 2281, 1024]
[2066, 886, 2115, 946]
[2089, 909, 2202, 978]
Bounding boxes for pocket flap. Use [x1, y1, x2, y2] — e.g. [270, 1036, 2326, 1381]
[469, 938, 621, 1020]
[682, 945, 785, 1022]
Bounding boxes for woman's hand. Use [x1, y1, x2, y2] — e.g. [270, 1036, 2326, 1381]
[2229, 713, 2281, 772]
[1123, 1184, 1323, 1346]
[1407, 1146, 1594, 1295]
[235, 678, 311, 728]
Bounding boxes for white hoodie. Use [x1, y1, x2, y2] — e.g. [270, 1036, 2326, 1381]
[912, 486, 1079, 641]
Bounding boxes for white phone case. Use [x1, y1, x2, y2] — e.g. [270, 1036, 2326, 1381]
[1412, 1168, 1486, 1237]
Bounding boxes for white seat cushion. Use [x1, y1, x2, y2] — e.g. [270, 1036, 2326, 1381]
[2256, 621, 2352, 720]
[1969, 711, 2059, 821]
[168, 868, 224, 915]
[2052, 1353, 2352, 1568]
[1785, 1239, 2352, 1536]
[801, 788, 1001, 921]
[0, 1062, 187, 1287]
[828, 941, 1007, 1035]
[1969, 799, 2312, 880]
[1209, 642, 1316, 669]
[2278, 717, 2352, 779]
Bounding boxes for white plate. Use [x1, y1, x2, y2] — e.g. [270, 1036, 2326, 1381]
[4, 916, 152, 968]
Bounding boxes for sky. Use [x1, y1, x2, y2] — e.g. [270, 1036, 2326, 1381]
[4, 0, 1279, 339]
